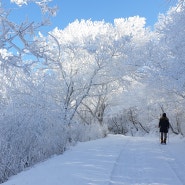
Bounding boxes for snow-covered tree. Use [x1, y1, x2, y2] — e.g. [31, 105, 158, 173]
[144, 1, 185, 134]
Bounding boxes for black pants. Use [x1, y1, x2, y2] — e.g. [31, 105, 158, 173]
[161, 132, 167, 143]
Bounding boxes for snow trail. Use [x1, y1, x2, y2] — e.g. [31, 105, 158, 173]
[109, 137, 184, 185]
[2, 135, 185, 185]
[159, 139, 185, 185]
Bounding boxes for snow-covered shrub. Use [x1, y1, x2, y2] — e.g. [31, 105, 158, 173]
[106, 108, 149, 136]
[65, 122, 108, 144]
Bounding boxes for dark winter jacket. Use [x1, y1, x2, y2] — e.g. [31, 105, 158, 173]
[159, 117, 169, 133]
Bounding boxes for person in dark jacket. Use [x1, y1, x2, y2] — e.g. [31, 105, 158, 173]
[159, 113, 169, 144]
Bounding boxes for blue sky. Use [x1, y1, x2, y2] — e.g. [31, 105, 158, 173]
[7, 0, 176, 33]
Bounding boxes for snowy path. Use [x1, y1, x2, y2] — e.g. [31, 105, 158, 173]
[109, 137, 185, 185]
[2, 135, 185, 185]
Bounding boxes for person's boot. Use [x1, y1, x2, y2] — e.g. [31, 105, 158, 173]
[164, 139, 166, 144]
[161, 139, 163, 144]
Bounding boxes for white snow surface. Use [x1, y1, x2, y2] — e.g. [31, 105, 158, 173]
[2, 134, 185, 185]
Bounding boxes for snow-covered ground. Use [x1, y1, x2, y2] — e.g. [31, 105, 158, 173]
[2, 134, 185, 185]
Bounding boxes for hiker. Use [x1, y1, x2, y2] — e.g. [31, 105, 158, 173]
[159, 113, 169, 144]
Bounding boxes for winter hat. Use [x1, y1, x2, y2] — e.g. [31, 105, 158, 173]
[163, 113, 166, 117]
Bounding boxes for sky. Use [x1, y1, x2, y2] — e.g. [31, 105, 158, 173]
[5, 0, 177, 33]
